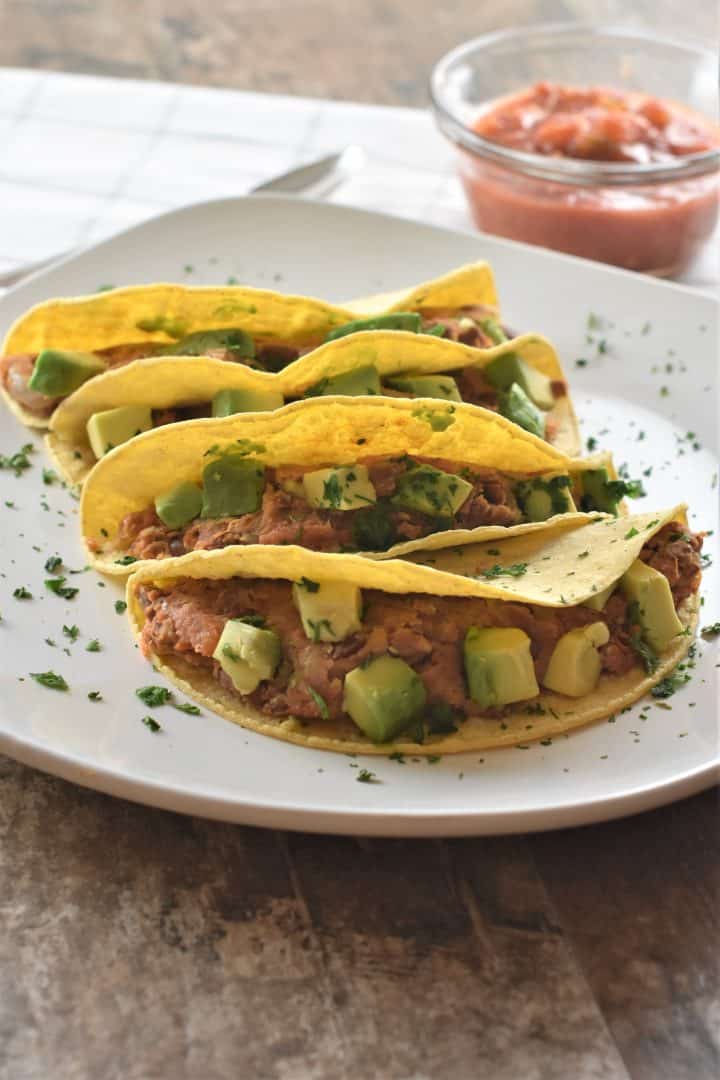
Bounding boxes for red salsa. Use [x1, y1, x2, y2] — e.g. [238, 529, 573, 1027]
[458, 82, 720, 273]
[473, 82, 719, 164]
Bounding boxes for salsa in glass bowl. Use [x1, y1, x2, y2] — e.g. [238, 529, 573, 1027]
[430, 25, 720, 275]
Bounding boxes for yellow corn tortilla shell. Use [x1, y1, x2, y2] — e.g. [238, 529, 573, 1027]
[126, 505, 698, 756]
[81, 396, 607, 575]
[2, 263, 497, 429]
[343, 261, 498, 315]
[48, 330, 579, 484]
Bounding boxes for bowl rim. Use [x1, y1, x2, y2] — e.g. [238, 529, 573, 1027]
[430, 22, 720, 187]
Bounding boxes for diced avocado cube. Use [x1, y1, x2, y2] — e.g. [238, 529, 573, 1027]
[342, 654, 426, 742]
[582, 582, 617, 611]
[621, 559, 684, 652]
[391, 464, 472, 518]
[516, 474, 577, 522]
[464, 626, 539, 707]
[213, 619, 281, 694]
[169, 327, 255, 358]
[305, 364, 382, 398]
[292, 579, 363, 642]
[201, 453, 265, 518]
[326, 313, 422, 342]
[86, 404, 153, 459]
[542, 623, 610, 697]
[498, 382, 546, 439]
[383, 374, 462, 401]
[28, 349, 105, 397]
[580, 468, 622, 515]
[155, 481, 203, 529]
[211, 387, 284, 417]
[484, 352, 554, 410]
[479, 317, 509, 345]
[302, 465, 376, 511]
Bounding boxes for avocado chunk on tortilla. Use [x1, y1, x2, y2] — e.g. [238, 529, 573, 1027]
[342, 654, 426, 742]
[155, 481, 204, 530]
[391, 464, 472, 518]
[326, 312, 422, 342]
[383, 374, 462, 401]
[211, 387, 284, 417]
[213, 619, 281, 694]
[484, 351, 554, 410]
[464, 627, 539, 707]
[542, 623, 610, 697]
[86, 404, 153, 459]
[169, 328, 255, 359]
[302, 465, 377, 511]
[498, 382, 546, 439]
[201, 454, 265, 518]
[29, 349, 105, 397]
[621, 559, 684, 652]
[292, 579, 363, 642]
[305, 364, 382, 397]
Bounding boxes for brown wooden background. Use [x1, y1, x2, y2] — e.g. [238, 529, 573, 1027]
[0, 2, 718, 1078]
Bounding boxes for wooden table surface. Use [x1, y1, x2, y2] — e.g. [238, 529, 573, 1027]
[1, 3, 718, 1079]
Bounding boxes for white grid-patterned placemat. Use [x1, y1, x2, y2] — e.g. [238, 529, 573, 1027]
[0, 67, 717, 291]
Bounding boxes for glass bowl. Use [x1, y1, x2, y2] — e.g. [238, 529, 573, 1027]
[430, 24, 720, 274]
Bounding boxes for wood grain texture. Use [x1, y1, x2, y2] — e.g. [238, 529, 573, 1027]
[0, 0, 716, 105]
[1, 3, 719, 1077]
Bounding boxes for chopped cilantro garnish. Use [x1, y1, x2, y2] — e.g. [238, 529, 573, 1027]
[624, 527, 639, 540]
[172, 702, 201, 715]
[411, 405, 455, 431]
[629, 632, 659, 675]
[322, 472, 343, 510]
[44, 555, 63, 574]
[85, 639, 101, 652]
[296, 577, 319, 593]
[480, 562, 528, 580]
[45, 577, 79, 600]
[87, 690, 102, 701]
[426, 702, 459, 735]
[30, 670, 69, 691]
[0, 442, 34, 476]
[114, 555, 137, 566]
[308, 687, 329, 720]
[13, 586, 32, 600]
[136, 685, 172, 707]
[141, 716, 162, 733]
[62, 624, 79, 641]
[356, 769, 379, 784]
[578, 550, 590, 559]
[42, 468, 58, 485]
[352, 504, 395, 551]
[586, 437, 598, 452]
[114, 600, 127, 614]
[651, 668, 691, 698]
[701, 622, 720, 639]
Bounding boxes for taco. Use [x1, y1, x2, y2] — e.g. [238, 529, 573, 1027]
[1, 263, 500, 430]
[126, 506, 702, 755]
[47, 329, 578, 485]
[79, 396, 630, 576]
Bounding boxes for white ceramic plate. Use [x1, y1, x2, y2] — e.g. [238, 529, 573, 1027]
[0, 196, 717, 836]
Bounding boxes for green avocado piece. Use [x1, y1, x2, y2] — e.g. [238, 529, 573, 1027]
[86, 404, 153, 459]
[326, 313, 422, 342]
[580, 468, 622, 515]
[201, 453, 265, 518]
[621, 559, 684, 652]
[211, 387, 284, 417]
[464, 626, 539, 707]
[304, 364, 382, 398]
[168, 328, 255, 359]
[516, 474, 576, 522]
[542, 623, 610, 697]
[383, 374, 462, 401]
[582, 582, 617, 611]
[484, 352, 554, 410]
[154, 481, 204, 529]
[28, 349, 105, 397]
[292, 579, 363, 642]
[498, 382, 546, 439]
[479, 317, 509, 345]
[213, 618, 281, 694]
[391, 464, 473, 518]
[342, 654, 426, 742]
[302, 464, 377, 511]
